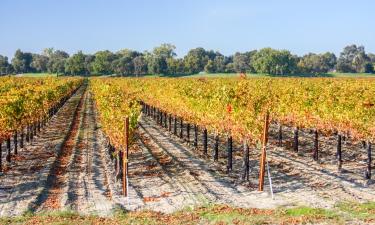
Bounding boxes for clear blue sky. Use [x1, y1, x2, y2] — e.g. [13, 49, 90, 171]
[0, 0, 374, 59]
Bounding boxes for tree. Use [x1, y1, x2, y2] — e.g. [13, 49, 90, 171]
[11, 49, 33, 73]
[233, 53, 250, 73]
[31, 54, 49, 72]
[166, 58, 184, 75]
[145, 44, 176, 75]
[0, 55, 12, 75]
[148, 56, 168, 74]
[184, 48, 209, 74]
[153, 44, 176, 59]
[117, 49, 140, 58]
[65, 51, 86, 75]
[213, 55, 226, 73]
[204, 59, 215, 73]
[252, 48, 297, 75]
[225, 62, 235, 73]
[92, 50, 116, 74]
[231, 51, 257, 73]
[336, 45, 372, 73]
[112, 56, 134, 76]
[47, 50, 69, 75]
[322, 52, 337, 70]
[298, 52, 336, 74]
[84, 55, 95, 75]
[133, 56, 148, 76]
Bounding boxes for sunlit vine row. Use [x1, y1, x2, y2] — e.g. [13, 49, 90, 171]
[90, 79, 141, 150]
[0, 77, 83, 141]
[92, 77, 375, 145]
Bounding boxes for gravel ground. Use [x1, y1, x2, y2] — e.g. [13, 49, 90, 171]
[125, 114, 375, 213]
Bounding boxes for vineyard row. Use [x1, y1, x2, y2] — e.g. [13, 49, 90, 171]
[0, 78, 84, 171]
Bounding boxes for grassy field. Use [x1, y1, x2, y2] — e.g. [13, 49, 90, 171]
[9, 72, 375, 78]
[178, 72, 375, 78]
[1, 202, 374, 224]
[17, 73, 58, 77]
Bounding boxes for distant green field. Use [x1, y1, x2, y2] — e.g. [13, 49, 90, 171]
[17, 73, 57, 77]
[140, 72, 375, 78]
[11, 72, 375, 78]
[179, 72, 375, 78]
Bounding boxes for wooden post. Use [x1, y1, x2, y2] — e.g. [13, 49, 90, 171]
[30, 124, 34, 141]
[173, 116, 177, 135]
[186, 123, 190, 143]
[168, 114, 172, 132]
[227, 136, 233, 173]
[293, 127, 299, 152]
[123, 117, 129, 197]
[14, 131, 17, 155]
[313, 129, 319, 161]
[164, 112, 167, 128]
[366, 142, 372, 179]
[20, 131, 24, 149]
[362, 141, 367, 149]
[179, 118, 183, 139]
[6, 138, 11, 162]
[157, 109, 161, 124]
[26, 125, 30, 143]
[214, 135, 219, 161]
[242, 139, 250, 181]
[160, 110, 163, 126]
[259, 113, 270, 191]
[203, 129, 208, 155]
[0, 141, 2, 171]
[278, 124, 282, 147]
[337, 134, 342, 171]
[194, 125, 198, 147]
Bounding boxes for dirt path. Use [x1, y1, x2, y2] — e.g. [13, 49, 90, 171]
[33, 90, 121, 215]
[0, 86, 124, 217]
[126, 116, 291, 213]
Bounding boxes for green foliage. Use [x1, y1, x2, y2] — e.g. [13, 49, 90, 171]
[337, 44, 373, 73]
[112, 55, 134, 76]
[65, 51, 86, 75]
[3, 44, 375, 77]
[252, 48, 298, 75]
[31, 54, 49, 73]
[92, 50, 116, 74]
[46, 49, 69, 75]
[298, 52, 336, 74]
[11, 49, 33, 73]
[0, 55, 12, 75]
[233, 51, 256, 73]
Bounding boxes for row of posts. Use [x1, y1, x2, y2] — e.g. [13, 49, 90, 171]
[142, 102, 239, 174]
[143, 101, 372, 183]
[278, 125, 372, 179]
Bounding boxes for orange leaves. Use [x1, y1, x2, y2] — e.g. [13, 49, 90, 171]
[0, 77, 83, 139]
[91, 77, 375, 143]
[226, 104, 232, 114]
[90, 78, 141, 151]
[143, 192, 172, 203]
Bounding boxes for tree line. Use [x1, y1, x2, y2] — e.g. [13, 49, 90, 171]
[0, 44, 374, 76]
